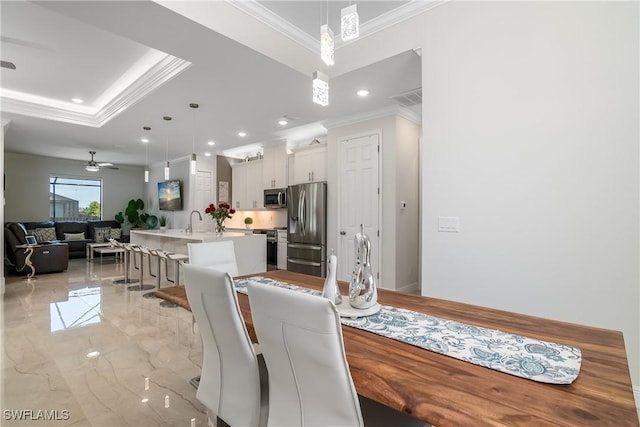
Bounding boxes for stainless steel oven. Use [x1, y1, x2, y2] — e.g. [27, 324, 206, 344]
[253, 229, 277, 271]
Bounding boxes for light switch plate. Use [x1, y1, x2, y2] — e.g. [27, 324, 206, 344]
[438, 216, 460, 232]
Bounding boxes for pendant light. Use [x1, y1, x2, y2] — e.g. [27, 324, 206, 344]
[143, 126, 150, 183]
[163, 116, 172, 180]
[320, 25, 334, 66]
[312, 71, 329, 106]
[190, 103, 198, 175]
[320, 1, 334, 66]
[341, 3, 359, 41]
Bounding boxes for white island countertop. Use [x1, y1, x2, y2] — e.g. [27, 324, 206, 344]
[130, 229, 266, 275]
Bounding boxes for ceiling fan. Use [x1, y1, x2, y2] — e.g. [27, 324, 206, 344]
[1, 60, 16, 70]
[85, 151, 118, 172]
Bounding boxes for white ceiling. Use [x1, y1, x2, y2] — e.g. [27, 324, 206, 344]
[0, 0, 427, 167]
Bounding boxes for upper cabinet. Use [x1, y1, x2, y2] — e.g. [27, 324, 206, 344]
[263, 145, 288, 189]
[293, 144, 328, 184]
[232, 160, 264, 210]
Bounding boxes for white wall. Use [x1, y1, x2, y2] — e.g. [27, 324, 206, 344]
[142, 154, 216, 231]
[4, 152, 143, 223]
[419, 1, 639, 389]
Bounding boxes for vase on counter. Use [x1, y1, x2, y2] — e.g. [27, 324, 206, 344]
[215, 220, 225, 236]
[348, 224, 377, 310]
[322, 249, 342, 305]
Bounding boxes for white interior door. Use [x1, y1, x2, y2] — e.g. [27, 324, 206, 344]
[195, 170, 212, 231]
[338, 133, 380, 282]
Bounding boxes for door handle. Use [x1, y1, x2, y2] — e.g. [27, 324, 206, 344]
[288, 243, 322, 250]
[340, 231, 346, 235]
[288, 258, 322, 267]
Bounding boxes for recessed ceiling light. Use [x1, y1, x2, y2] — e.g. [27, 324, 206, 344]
[208, 141, 215, 146]
[86, 351, 100, 358]
[278, 118, 288, 126]
[204, 152, 211, 157]
[72, 98, 84, 104]
[141, 398, 149, 403]
[356, 89, 370, 97]
[238, 131, 247, 137]
[141, 138, 149, 143]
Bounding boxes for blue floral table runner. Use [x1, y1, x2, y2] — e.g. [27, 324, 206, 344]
[235, 277, 581, 384]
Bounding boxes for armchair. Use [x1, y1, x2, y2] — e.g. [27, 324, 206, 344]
[5, 222, 69, 274]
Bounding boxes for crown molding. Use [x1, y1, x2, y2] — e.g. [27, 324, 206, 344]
[336, 0, 448, 49]
[0, 53, 191, 127]
[228, 0, 447, 54]
[323, 104, 421, 130]
[227, 1, 318, 54]
[95, 55, 192, 127]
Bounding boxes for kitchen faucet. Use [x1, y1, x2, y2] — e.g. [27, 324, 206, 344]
[187, 210, 202, 233]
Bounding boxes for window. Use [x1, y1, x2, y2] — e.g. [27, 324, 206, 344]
[50, 176, 102, 221]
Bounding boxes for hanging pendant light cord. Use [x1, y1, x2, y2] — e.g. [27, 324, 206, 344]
[165, 120, 169, 163]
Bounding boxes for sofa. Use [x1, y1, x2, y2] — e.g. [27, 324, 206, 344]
[8, 220, 124, 259]
[4, 223, 69, 274]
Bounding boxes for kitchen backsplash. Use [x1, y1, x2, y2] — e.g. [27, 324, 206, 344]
[225, 209, 287, 229]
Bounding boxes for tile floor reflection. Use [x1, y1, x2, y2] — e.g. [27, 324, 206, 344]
[2, 258, 208, 426]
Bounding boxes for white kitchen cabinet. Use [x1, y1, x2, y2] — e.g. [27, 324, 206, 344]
[277, 230, 287, 270]
[232, 160, 264, 210]
[263, 145, 288, 189]
[293, 144, 328, 184]
[232, 163, 246, 210]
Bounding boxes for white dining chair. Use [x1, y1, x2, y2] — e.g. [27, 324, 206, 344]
[187, 240, 239, 277]
[246, 282, 428, 427]
[183, 265, 268, 427]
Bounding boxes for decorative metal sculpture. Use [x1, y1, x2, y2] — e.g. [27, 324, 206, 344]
[322, 249, 342, 305]
[348, 224, 377, 309]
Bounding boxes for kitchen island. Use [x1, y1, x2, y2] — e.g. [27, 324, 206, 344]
[130, 229, 266, 275]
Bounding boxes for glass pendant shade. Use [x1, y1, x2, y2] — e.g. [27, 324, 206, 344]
[164, 162, 170, 180]
[144, 169, 149, 183]
[320, 24, 334, 66]
[312, 71, 329, 106]
[341, 4, 359, 41]
[190, 153, 197, 175]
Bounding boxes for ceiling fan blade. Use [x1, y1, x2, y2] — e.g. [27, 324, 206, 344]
[1, 60, 16, 70]
[104, 166, 119, 170]
[97, 162, 113, 167]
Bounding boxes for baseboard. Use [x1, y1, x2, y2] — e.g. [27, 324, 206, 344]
[634, 385, 639, 410]
[396, 281, 419, 294]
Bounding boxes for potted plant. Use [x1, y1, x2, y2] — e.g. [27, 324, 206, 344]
[159, 215, 168, 230]
[116, 198, 149, 229]
[244, 216, 253, 230]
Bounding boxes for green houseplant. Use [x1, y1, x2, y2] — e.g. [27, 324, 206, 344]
[159, 215, 168, 229]
[244, 216, 253, 229]
[116, 198, 149, 229]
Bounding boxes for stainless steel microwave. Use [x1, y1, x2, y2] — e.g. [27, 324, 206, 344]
[264, 188, 287, 209]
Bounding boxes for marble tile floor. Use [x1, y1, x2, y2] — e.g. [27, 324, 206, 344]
[1, 258, 209, 426]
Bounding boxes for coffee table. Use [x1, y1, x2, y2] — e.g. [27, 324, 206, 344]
[89, 243, 124, 263]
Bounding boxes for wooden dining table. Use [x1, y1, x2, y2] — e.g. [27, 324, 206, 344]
[232, 270, 638, 426]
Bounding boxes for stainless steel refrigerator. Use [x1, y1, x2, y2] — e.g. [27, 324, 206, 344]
[287, 182, 327, 277]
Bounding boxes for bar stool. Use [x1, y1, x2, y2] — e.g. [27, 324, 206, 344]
[142, 248, 162, 299]
[161, 251, 189, 286]
[128, 245, 155, 291]
[155, 250, 179, 308]
[109, 239, 139, 285]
